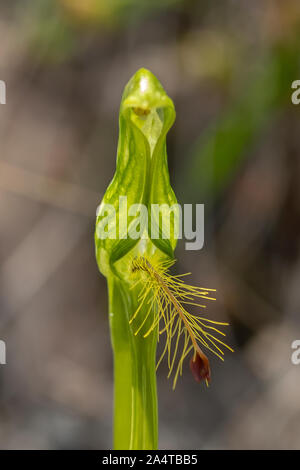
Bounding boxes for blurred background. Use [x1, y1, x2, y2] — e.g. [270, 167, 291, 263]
[0, 0, 300, 449]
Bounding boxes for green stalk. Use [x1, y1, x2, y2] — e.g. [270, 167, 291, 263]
[108, 277, 158, 449]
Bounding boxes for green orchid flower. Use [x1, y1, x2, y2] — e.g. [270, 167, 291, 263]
[95, 68, 232, 450]
[95, 68, 178, 450]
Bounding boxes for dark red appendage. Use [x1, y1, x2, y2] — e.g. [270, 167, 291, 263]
[189, 350, 211, 383]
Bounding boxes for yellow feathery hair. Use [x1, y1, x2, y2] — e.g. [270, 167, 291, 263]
[130, 254, 233, 389]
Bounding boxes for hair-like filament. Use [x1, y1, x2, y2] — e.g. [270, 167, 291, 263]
[130, 255, 233, 389]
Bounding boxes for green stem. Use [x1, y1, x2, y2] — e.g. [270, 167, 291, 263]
[108, 276, 158, 450]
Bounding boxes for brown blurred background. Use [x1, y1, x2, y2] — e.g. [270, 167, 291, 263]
[0, 0, 300, 449]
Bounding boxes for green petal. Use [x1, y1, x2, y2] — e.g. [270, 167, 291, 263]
[95, 68, 178, 275]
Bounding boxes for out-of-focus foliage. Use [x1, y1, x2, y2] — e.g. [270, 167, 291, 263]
[179, 30, 240, 86]
[26, 0, 183, 62]
[1, 0, 300, 451]
[26, 0, 76, 62]
[184, 36, 300, 203]
[58, 0, 182, 27]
